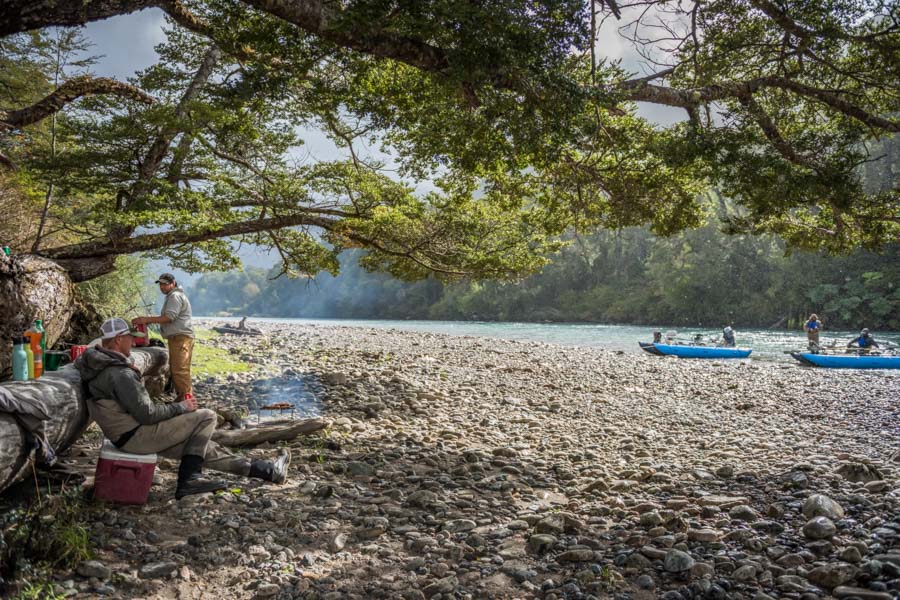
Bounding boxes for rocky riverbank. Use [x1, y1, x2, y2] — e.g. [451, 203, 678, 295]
[34, 322, 900, 599]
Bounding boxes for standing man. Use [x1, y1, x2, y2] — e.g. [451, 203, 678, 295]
[803, 313, 823, 350]
[132, 273, 194, 400]
[721, 326, 736, 347]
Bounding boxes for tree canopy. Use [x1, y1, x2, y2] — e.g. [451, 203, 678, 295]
[0, 0, 897, 283]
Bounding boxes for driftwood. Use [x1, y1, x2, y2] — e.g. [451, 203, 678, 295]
[212, 326, 263, 337]
[212, 417, 329, 448]
[0, 347, 169, 494]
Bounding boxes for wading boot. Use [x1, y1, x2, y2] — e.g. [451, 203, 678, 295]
[175, 454, 228, 499]
[248, 448, 291, 483]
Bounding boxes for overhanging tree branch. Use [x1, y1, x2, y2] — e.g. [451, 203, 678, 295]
[737, 93, 820, 171]
[0, 75, 153, 130]
[747, 0, 900, 45]
[38, 210, 475, 276]
[41, 213, 340, 260]
[619, 76, 900, 133]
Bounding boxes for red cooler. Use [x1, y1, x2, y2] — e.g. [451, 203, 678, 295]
[93, 440, 157, 505]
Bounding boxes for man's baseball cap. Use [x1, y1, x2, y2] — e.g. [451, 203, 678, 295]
[100, 317, 147, 339]
[155, 273, 176, 284]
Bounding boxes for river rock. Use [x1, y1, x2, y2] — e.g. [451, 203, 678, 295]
[328, 532, 348, 554]
[698, 495, 747, 508]
[835, 461, 882, 483]
[728, 504, 759, 521]
[833, 586, 893, 599]
[556, 549, 595, 563]
[422, 575, 458, 597]
[442, 519, 477, 533]
[803, 494, 845, 520]
[139, 562, 178, 579]
[687, 528, 721, 542]
[255, 582, 280, 597]
[528, 534, 557, 554]
[806, 562, 857, 589]
[76, 561, 111, 580]
[803, 516, 836, 540]
[664, 549, 695, 572]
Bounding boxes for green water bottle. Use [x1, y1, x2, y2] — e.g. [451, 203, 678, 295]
[33, 319, 46, 355]
[2, 247, 9, 256]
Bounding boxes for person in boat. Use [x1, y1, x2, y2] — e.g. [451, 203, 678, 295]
[847, 328, 880, 351]
[75, 318, 290, 499]
[652, 331, 662, 344]
[803, 314, 822, 349]
[132, 273, 194, 401]
[721, 326, 736, 347]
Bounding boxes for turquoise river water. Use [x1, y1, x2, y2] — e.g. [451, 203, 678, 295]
[201, 317, 900, 365]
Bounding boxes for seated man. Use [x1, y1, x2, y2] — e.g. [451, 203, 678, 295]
[847, 328, 880, 351]
[75, 318, 289, 499]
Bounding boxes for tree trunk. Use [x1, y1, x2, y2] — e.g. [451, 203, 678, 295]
[0, 253, 77, 379]
[0, 347, 169, 494]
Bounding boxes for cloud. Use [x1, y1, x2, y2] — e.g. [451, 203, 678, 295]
[82, 8, 167, 81]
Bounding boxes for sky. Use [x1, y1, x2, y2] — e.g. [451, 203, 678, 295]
[78, 7, 685, 284]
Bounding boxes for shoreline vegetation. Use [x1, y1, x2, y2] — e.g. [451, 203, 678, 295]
[4, 322, 897, 598]
[188, 232, 900, 332]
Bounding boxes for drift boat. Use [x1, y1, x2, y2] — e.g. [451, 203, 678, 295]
[790, 352, 900, 369]
[639, 342, 752, 359]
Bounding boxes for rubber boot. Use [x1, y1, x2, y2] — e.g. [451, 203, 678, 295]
[248, 448, 291, 483]
[175, 454, 228, 499]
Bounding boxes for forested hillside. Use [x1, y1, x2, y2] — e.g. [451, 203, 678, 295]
[190, 205, 900, 330]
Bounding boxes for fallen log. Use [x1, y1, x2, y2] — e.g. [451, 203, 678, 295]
[211, 325, 263, 336]
[0, 347, 169, 494]
[212, 417, 329, 448]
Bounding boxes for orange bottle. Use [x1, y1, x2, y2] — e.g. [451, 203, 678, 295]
[25, 327, 43, 378]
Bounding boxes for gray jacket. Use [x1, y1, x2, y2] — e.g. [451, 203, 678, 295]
[160, 287, 194, 339]
[75, 347, 187, 442]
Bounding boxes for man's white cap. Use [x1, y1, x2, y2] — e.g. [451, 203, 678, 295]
[100, 317, 147, 339]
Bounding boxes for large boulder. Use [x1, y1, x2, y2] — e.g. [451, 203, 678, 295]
[0, 253, 76, 379]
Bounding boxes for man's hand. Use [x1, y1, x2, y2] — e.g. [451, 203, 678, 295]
[181, 395, 198, 411]
[131, 316, 150, 326]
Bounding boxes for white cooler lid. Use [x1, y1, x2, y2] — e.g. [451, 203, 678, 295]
[100, 439, 157, 463]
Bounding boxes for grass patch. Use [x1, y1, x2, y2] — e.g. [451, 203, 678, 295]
[11, 581, 65, 600]
[193, 327, 220, 342]
[1, 488, 94, 593]
[192, 329, 253, 378]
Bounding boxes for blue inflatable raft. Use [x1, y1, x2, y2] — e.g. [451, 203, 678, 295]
[639, 342, 752, 359]
[790, 352, 900, 369]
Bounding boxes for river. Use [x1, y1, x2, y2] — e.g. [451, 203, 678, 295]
[198, 317, 900, 364]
